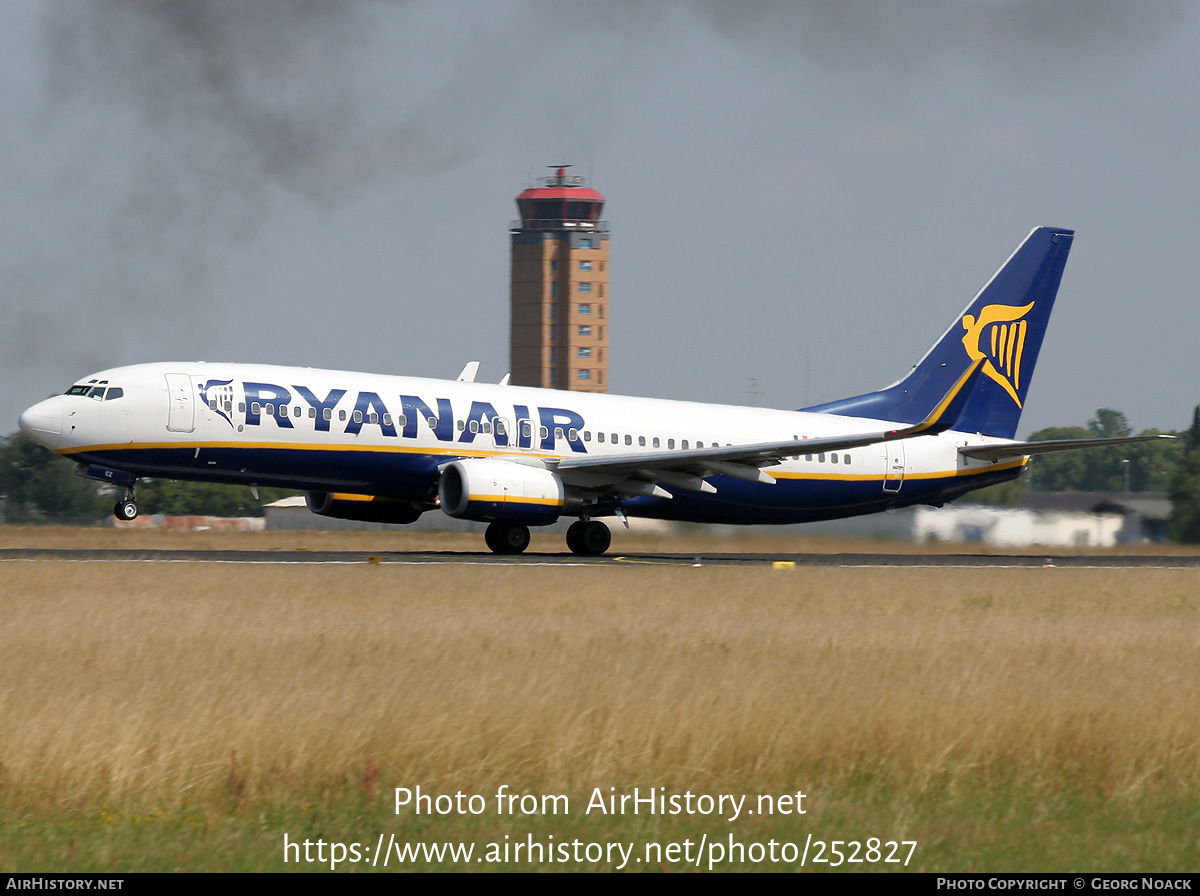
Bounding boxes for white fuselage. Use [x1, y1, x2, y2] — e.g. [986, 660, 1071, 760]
[19, 361, 1025, 526]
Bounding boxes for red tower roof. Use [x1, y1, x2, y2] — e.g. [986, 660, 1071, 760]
[515, 165, 605, 230]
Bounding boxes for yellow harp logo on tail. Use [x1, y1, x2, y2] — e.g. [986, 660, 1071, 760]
[960, 301, 1034, 408]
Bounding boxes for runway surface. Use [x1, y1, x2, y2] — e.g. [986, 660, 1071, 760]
[3, 547, 1199, 568]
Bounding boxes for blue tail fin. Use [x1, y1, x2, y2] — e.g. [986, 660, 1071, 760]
[801, 226, 1074, 438]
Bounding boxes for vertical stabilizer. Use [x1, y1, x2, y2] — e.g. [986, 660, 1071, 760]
[801, 226, 1074, 438]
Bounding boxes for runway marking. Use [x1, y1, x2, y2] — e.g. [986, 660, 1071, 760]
[3, 549, 1199, 569]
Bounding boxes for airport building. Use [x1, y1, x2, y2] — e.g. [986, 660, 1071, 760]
[510, 166, 609, 392]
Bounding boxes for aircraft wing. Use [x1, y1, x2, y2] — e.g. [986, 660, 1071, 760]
[959, 433, 1176, 461]
[553, 360, 986, 495]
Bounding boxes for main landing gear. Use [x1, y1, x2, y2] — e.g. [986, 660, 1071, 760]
[484, 521, 531, 555]
[566, 520, 611, 557]
[481, 519, 613, 556]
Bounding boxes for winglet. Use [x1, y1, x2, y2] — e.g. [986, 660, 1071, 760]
[456, 361, 480, 383]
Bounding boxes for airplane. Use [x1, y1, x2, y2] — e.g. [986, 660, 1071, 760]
[17, 226, 1172, 556]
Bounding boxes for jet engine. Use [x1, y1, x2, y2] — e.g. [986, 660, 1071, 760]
[437, 459, 565, 525]
[305, 491, 424, 525]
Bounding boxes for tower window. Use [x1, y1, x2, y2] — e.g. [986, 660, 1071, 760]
[578, 325, 591, 336]
[578, 370, 591, 380]
[579, 283, 592, 294]
[578, 347, 591, 358]
[579, 260, 592, 271]
[580, 238, 593, 249]
[579, 304, 591, 315]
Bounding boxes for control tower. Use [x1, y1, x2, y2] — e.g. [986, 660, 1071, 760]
[510, 166, 609, 392]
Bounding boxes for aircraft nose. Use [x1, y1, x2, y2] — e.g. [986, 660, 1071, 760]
[18, 396, 65, 449]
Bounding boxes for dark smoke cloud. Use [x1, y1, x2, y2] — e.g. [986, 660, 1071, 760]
[40, 0, 476, 211]
[13, 0, 473, 378]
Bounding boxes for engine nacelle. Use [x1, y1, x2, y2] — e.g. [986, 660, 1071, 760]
[438, 459, 565, 525]
[305, 491, 423, 525]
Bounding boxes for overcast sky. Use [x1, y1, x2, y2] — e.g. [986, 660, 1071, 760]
[3, 0, 1197, 438]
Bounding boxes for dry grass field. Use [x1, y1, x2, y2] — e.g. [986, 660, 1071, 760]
[1, 528, 1198, 871]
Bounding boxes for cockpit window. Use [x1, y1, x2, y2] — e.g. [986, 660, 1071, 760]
[65, 384, 123, 400]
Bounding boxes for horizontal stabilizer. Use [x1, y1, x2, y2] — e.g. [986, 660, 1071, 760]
[959, 433, 1176, 461]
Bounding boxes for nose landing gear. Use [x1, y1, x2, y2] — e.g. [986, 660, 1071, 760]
[113, 484, 139, 521]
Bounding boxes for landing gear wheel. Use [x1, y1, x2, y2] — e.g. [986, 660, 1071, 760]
[484, 522, 531, 555]
[565, 520, 584, 554]
[114, 499, 139, 521]
[568, 520, 611, 556]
